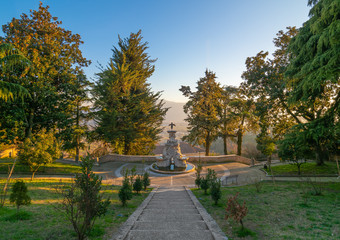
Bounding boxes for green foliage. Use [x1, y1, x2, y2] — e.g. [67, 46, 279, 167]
[1, 3, 90, 140]
[142, 172, 150, 191]
[9, 180, 30, 212]
[195, 160, 202, 188]
[0, 43, 31, 102]
[58, 156, 110, 240]
[180, 70, 222, 156]
[284, 0, 340, 165]
[59, 73, 92, 162]
[210, 179, 222, 205]
[278, 126, 312, 174]
[18, 129, 61, 180]
[133, 175, 143, 194]
[93, 30, 167, 155]
[200, 178, 209, 195]
[119, 179, 133, 207]
[219, 86, 239, 155]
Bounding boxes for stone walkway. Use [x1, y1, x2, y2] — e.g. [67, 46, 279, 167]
[112, 186, 227, 240]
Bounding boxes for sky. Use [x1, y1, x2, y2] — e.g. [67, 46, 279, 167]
[1, 0, 311, 103]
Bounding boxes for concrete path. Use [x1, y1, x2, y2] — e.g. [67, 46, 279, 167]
[112, 186, 227, 240]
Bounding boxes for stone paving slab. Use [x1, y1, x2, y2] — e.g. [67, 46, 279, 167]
[125, 230, 214, 240]
[132, 221, 208, 230]
[111, 186, 228, 240]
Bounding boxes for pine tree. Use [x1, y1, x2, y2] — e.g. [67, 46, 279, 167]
[93, 30, 167, 155]
[180, 70, 222, 156]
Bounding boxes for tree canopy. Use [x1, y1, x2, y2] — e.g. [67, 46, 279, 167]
[93, 31, 167, 155]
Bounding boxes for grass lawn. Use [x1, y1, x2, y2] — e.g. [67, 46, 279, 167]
[0, 158, 81, 175]
[264, 162, 338, 176]
[0, 179, 151, 240]
[193, 181, 340, 240]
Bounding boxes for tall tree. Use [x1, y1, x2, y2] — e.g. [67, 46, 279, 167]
[180, 70, 222, 156]
[60, 73, 92, 162]
[219, 86, 238, 155]
[228, 85, 258, 156]
[285, 0, 339, 165]
[93, 31, 167, 155]
[1, 3, 90, 140]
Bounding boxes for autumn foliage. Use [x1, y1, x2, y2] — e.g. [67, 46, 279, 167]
[225, 192, 248, 229]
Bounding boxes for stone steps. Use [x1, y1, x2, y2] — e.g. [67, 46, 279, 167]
[125, 230, 214, 240]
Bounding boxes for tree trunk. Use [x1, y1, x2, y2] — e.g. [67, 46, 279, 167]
[237, 130, 243, 156]
[315, 143, 325, 166]
[26, 109, 34, 139]
[75, 143, 80, 163]
[31, 171, 36, 181]
[205, 132, 210, 156]
[223, 135, 228, 155]
[75, 102, 80, 163]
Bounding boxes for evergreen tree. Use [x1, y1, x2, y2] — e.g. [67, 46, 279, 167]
[1, 3, 90, 140]
[93, 31, 167, 155]
[219, 86, 238, 155]
[10, 180, 31, 213]
[285, 0, 340, 165]
[60, 73, 92, 162]
[180, 70, 222, 156]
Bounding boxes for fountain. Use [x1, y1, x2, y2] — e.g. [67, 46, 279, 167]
[150, 122, 195, 174]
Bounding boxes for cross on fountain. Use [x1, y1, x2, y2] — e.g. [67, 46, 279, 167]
[169, 122, 176, 130]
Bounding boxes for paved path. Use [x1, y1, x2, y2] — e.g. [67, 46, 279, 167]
[112, 186, 227, 240]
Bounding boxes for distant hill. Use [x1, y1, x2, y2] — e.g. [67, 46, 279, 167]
[162, 100, 187, 125]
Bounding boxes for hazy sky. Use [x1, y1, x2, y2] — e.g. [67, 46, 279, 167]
[1, 0, 311, 102]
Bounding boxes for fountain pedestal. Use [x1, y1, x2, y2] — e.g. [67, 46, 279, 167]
[156, 128, 187, 170]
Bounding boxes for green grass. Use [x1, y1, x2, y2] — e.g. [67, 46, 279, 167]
[0, 158, 81, 175]
[0, 178, 151, 240]
[193, 181, 340, 240]
[264, 162, 338, 176]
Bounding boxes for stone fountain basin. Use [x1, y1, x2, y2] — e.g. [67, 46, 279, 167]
[150, 162, 196, 175]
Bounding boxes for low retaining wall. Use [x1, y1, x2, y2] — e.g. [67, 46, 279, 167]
[188, 154, 255, 165]
[100, 153, 254, 165]
[100, 154, 157, 163]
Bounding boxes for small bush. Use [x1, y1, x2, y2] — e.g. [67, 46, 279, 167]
[10, 180, 31, 213]
[133, 175, 143, 194]
[225, 192, 248, 229]
[200, 178, 209, 195]
[119, 180, 133, 206]
[195, 177, 202, 188]
[142, 172, 150, 190]
[210, 179, 222, 205]
[57, 156, 110, 240]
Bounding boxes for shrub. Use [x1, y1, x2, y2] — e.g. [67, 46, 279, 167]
[9, 180, 31, 213]
[200, 178, 209, 195]
[142, 172, 150, 190]
[57, 156, 110, 240]
[195, 160, 203, 188]
[206, 168, 217, 186]
[133, 175, 143, 194]
[119, 179, 133, 206]
[210, 179, 222, 205]
[225, 192, 248, 229]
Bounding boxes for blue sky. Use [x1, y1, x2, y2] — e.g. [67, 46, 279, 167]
[1, 0, 311, 102]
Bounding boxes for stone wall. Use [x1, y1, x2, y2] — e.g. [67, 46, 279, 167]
[188, 154, 255, 165]
[100, 154, 157, 163]
[100, 153, 255, 165]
